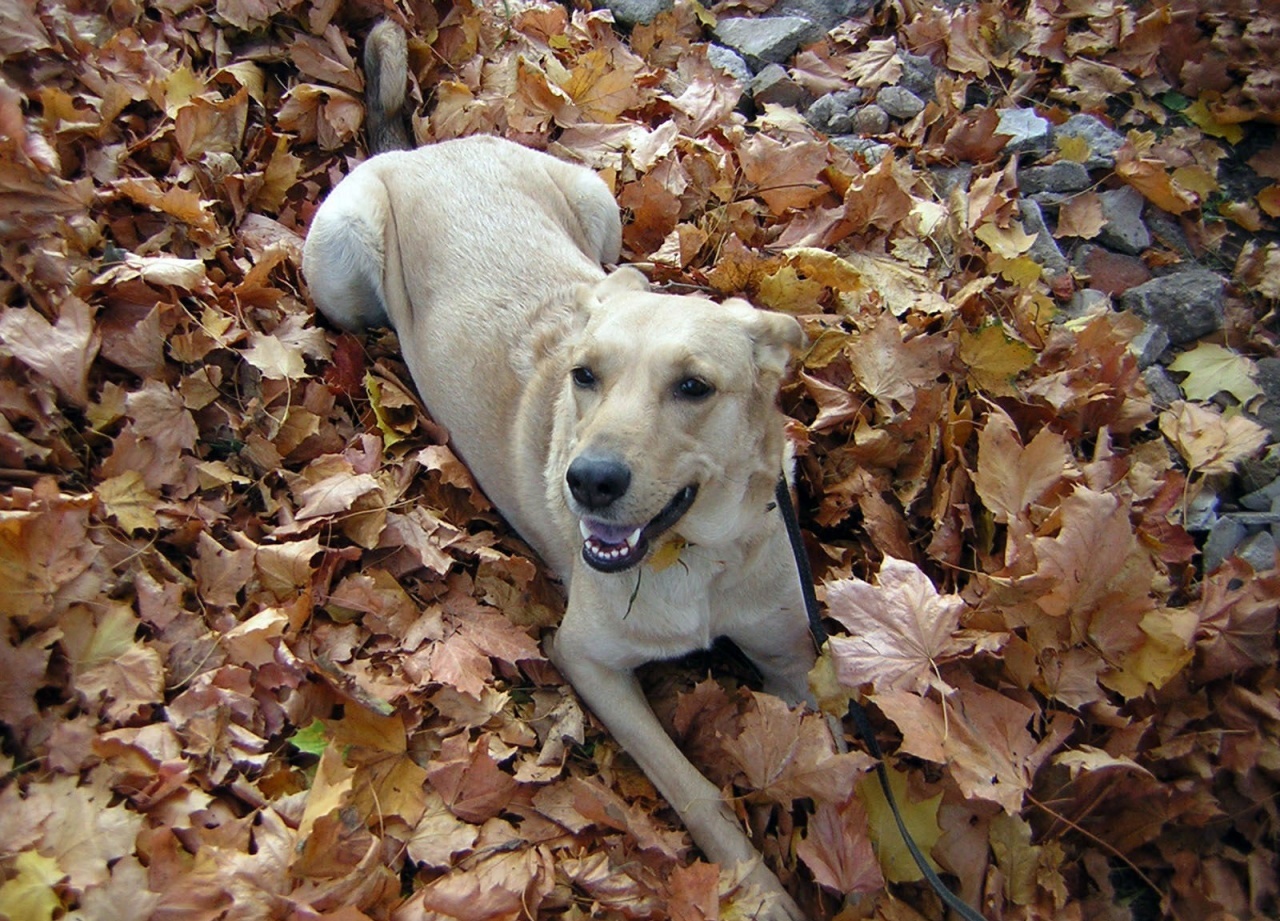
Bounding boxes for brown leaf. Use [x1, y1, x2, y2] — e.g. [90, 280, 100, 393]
[827, 557, 973, 696]
[0, 298, 100, 406]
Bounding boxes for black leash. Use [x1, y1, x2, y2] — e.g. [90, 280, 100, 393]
[774, 476, 987, 921]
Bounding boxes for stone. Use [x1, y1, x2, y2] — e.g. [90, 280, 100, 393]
[1052, 114, 1124, 169]
[805, 88, 862, 134]
[1018, 161, 1091, 196]
[853, 104, 889, 135]
[898, 51, 938, 100]
[996, 107, 1051, 155]
[1239, 477, 1280, 511]
[1019, 199, 1068, 275]
[931, 165, 972, 199]
[708, 44, 752, 85]
[1186, 488, 1219, 532]
[1096, 186, 1151, 255]
[601, 0, 673, 26]
[771, 0, 875, 37]
[1118, 270, 1227, 345]
[1237, 530, 1277, 572]
[876, 85, 925, 119]
[1204, 516, 1247, 573]
[1074, 245, 1152, 295]
[1145, 209, 1195, 259]
[1061, 287, 1110, 320]
[831, 136, 891, 164]
[1142, 365, 1183, 409]
[713, 16, 815, 71]
[1255, 357, 1280, 401]
[1128, 323, 1170, 369]
[750, 63, 807, 108]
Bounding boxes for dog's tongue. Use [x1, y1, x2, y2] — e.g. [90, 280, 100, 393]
[580, 520, 641, 547]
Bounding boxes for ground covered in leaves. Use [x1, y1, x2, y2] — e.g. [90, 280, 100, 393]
[2, 1, 1279, 920]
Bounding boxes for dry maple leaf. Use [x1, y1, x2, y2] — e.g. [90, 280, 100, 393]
[826, 556, 972, 696]
[719, 692, 874, 805]
[796, 794, 884, 895]
[973, 408, 1072, 524]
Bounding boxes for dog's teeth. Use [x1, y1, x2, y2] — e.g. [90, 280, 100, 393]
[626, 528, 642, 549]
[579, 521, 592, 541]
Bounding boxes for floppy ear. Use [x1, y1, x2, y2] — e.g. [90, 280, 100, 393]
[577, 265, 649, 310]
[723, 299, 806, 376]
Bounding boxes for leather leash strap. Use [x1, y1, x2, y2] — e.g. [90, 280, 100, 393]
[774, 477, 987, 921]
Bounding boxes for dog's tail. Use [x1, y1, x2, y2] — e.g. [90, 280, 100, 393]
[364, 20, 412, 153]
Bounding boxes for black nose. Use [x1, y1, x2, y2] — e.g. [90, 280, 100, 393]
[566, 456, 631, 510]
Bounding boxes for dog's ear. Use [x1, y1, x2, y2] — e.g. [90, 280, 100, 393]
[723, 299, 806, 376]
[578, 266, 649, 310]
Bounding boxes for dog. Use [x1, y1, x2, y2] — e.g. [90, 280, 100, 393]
[302, 22, 818, 920]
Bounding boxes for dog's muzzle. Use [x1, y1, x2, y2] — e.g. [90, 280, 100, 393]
[575, 484, 698, 573]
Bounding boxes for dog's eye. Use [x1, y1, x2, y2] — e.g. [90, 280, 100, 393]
[676, 377, 714, 399]
[571, 366, 597, 388]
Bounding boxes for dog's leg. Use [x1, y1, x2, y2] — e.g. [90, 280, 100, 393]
[302, 166, 393, 331]
[552, 627, 807, 921]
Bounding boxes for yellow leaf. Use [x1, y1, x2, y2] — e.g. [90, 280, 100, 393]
[365, 373, 405, 449]
[997, 255, 1044, 287]
[648, 535, 687, 572]
[1184, 98, 1245, 144]
[959, 324, 1035, 398]
[1101, 607, 1197, 698]
[162, 65, 205, 117]
[1167, 342, 1262, 405]
[857, 767, 942, 883]
[0, 851, 66, 921]
[1055, 133, 1092, 164]
[1159, 400, 1268, 476]
[1258, 184, 1280, 218]
[1117, 158, 1198, 214]
[1171, 165, 1218, 198]
[756, 265, 826, 314]
[976, 221, 1037, 259]
[96, 470, 160, 532]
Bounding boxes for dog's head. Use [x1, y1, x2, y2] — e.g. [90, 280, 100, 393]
[558, 268, 804, 574]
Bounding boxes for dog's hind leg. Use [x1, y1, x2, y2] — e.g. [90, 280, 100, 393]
[302, 165, 394, 331]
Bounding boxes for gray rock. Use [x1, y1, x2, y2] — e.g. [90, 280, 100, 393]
[1062, 287, 1110, 321]
[750, 63, 807, 108]
[1186, 488, 1219, 531]
[1052, 114, 1125, 169]
[805, 88, 862, 134]
[853, 104, 889, 135]
[1255, 357, 1280, 401]
[1204, 516, 1247, 573]
[1019, 161, 1091, 196]
[1096, 186, 1151, 255]
[1236, 530, 1277, 572]
[877, 85, 925, 120]
[1145, 208, 1195, 259]
[1224, 511, 1280, 528]
[1128, 323, 1171, 369]
[772, 0, 874, 36]
[601, 0, 673, 26]
[1143, 365, 1183, 409]
[713, 16, 814, 71]
[1118, 271, 1227, 345]
[1240, 476, 1280, 511]
[831, 136, 891, 164]
[931, 164, 972, 199]
[708, 44, 752, 85]
[898, 51, 938, 100]
[1019, 199, 1068, 275]
[997, 107, 1051, 154]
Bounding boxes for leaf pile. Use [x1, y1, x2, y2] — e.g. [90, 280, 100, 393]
[1, 1, 1279, 920]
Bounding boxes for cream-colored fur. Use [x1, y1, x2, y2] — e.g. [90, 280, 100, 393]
[303, 134, 816, 920]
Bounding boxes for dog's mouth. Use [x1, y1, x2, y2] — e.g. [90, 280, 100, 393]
[577, 485, 698, 573]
